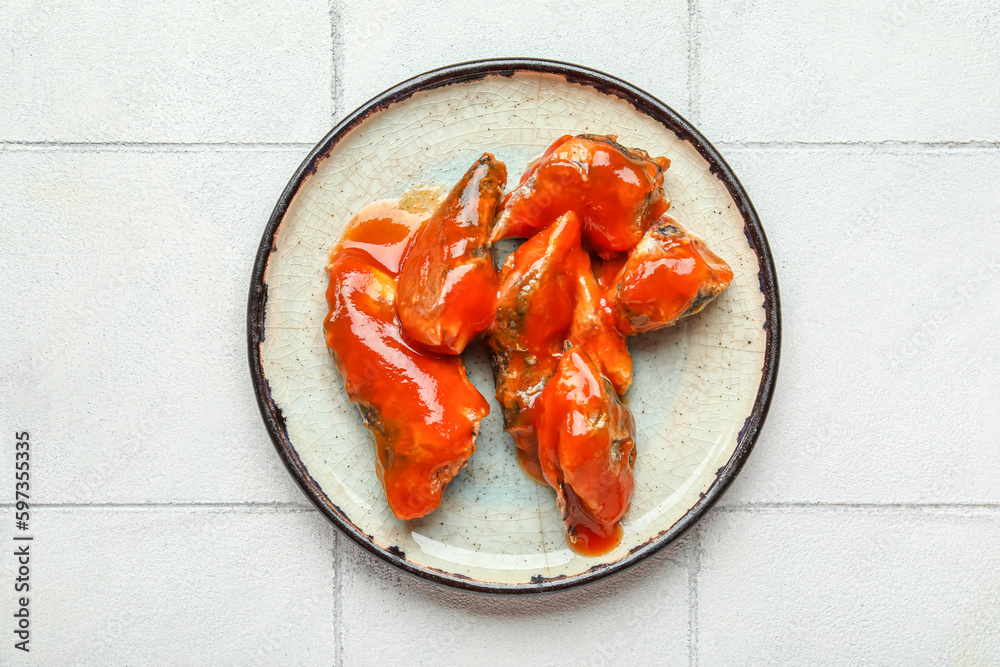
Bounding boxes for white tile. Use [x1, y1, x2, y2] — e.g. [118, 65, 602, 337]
[339, 0, 690, 119]
[0, 148, 313, 503]
[696, 509, 1000, 665]
[0, 0, 332, 143]
[697, 0, 1000, 142]
[339, 539, 691, 665]
[0, 508, 337, 666]
[714, 147, 1000, 505]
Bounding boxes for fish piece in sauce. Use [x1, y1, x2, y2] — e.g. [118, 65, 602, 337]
[397, 154, 507, 354]
[490, 134, 670, 257]
[324, 202, 490, 520]
[486, 211, 582, 482]
[567, 249, 632, 395]
[615, 215, 734, 335]
[534, 347, 637, 556]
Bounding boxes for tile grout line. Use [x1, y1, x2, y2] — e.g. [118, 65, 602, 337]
[5, 501, 1000, 511]
[6, 501, 1000, 512]
[0, 141, 314, 152]
[334, 532, 343, 667]
[688, 531, 701, 667]
[2, 140, 996, 153]
[687, 0, 700, 125]
[329, 0, 344, 126]
[0, 502, 317, 511]
[716, 140, 1000, 152]
[718, 502, 1000, 513]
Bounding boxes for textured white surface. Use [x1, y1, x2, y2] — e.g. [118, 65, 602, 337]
[696, 509, 1000, 664]
[0, 0, 332, 143]
[0, 149, 309, 504]
[716, 147, 1000, 506]
[2, 0, 999, 663]
[339, 538, 691, 665]
[0, 509, 337, 665]
[697, 0, 1000, 142]
[260, 72, 767, 585]
[338, 0, 691, 120]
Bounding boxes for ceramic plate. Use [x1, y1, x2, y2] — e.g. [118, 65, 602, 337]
[248, 59, 780, 593]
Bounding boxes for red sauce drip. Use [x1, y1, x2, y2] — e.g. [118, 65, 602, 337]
[334, 200, 424, 275]
[516, 448, 547, 485]
[562, 484, 625, 556]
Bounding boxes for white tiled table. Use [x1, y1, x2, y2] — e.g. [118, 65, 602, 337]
[2, 1, 998, 664]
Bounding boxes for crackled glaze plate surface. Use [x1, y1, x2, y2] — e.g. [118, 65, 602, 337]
[248, 60, 780, 593]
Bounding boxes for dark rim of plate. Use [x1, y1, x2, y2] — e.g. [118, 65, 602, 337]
[247, 58, 781, 595]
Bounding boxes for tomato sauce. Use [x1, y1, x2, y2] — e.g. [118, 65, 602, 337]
[324, 200, 490, 521]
